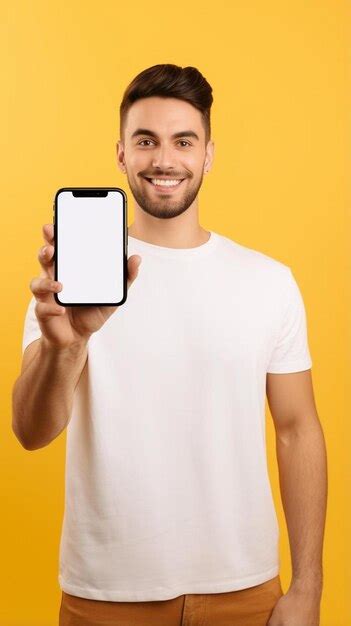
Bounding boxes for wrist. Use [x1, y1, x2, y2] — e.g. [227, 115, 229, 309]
[40, 335, 88, 357]
[290, 573, 323, 597]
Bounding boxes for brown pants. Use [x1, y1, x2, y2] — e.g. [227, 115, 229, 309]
[59, 574, 283, 625]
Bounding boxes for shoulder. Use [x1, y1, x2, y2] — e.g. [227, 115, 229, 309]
[215, 231, 291, 285]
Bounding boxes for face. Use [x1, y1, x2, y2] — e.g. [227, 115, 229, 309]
[117, 97, 214, 220]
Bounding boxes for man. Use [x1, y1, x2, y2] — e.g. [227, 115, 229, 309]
[13, 64, 327, 626]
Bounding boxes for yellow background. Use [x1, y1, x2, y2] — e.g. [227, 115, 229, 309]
[1, 1, 349, 624]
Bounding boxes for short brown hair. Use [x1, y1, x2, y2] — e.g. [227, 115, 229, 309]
[120, 64, 213, 144]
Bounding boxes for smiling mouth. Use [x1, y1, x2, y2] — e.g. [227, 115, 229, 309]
[143, 176, 186, 190]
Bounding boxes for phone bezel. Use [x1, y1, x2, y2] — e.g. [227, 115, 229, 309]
[53, 187, 128, 307]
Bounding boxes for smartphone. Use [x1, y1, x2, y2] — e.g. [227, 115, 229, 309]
[53, 187, 128, 307]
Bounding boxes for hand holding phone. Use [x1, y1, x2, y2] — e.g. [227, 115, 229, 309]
[29, 222, 142, 350]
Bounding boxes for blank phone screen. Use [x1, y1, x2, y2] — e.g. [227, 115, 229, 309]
[55, 189, 126, 305]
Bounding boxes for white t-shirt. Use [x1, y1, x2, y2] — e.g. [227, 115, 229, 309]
[21, 230, 312, 602]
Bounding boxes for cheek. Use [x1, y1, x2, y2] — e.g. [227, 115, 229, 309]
[183, 154, 204, 176]
[127, 153, 148, 172]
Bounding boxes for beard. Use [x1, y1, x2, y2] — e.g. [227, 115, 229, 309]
[126, 172, 204, 220]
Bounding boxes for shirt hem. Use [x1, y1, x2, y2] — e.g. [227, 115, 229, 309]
[59, 565, 280, 601]
[266, 358, 312, 374]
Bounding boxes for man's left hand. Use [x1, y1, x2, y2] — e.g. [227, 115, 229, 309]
[267, 586, 321, 626]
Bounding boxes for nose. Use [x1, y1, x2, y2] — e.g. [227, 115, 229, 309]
[151, 143, 176, 170]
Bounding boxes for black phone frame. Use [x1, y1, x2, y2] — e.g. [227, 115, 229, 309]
[53, 187, 128, 307]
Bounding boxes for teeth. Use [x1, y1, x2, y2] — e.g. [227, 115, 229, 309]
[150, 178, 182, 187]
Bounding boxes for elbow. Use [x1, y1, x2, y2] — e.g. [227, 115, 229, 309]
[12, 424, 34, 451]
[11, 388, 34, 450]
[15, 435, 48, 451]
[12, 395, 46, 451]
[275, 415, 325, 447]
[12, 419, 43, 451]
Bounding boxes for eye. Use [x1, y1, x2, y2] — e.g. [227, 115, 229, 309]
[138, 139, 192, 147]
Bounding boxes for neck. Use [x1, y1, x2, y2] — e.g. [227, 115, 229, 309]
[128, 222, 210, 249]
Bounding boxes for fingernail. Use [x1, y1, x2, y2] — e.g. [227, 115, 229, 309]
[42, 246, 47, 256]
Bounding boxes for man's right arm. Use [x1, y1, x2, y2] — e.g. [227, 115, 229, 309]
[12, 336, 88, 450]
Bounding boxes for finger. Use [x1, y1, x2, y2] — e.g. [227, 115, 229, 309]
[42, 223, 54, 245]
[35, 301, 65, 319]
[30, 276, 62, 303]
[38, 243, 55, 279]
[126, 255, 142, 289]
[100, 255, 142, 317]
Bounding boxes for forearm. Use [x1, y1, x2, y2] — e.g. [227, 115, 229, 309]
[12, 337, 88, 450]
[275, 418, 328, 595]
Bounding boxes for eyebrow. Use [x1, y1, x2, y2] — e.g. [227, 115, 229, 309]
[131, 128, 200, 141]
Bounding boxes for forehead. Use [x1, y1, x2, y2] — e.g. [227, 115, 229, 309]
[125, 96, 204, 137]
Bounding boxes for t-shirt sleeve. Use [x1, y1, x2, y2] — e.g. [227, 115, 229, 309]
[266, 267, 313, 373]
[21, 295, 42, 355]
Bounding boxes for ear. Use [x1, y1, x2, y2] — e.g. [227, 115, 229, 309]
[204, 140, 214, 174]
[116, 140, 126, 173]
